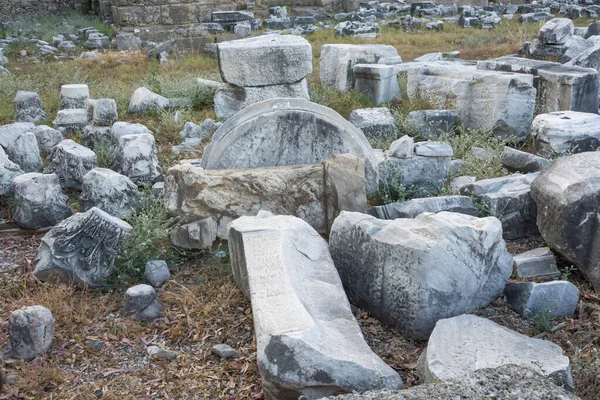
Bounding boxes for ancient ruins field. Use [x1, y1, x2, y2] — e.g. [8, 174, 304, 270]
[1, 3, 600, 400]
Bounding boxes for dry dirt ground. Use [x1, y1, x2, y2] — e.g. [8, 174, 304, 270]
[0, 233, 599, 399]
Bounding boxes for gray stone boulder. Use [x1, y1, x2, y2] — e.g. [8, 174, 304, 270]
[12, 173, 72, 229]
[6, 132, 43, 172]
[128, 87, 169, 114]
[53, 109, 88, 135]
[123, 284, 163, 320]
[81, 125, 114, 151]
[321, 365, 580, 400]
[79, 168, 140, 219]
[33, 207, 132, 287]
[217, 35, 312, 87]
[530, 152, 600, 291]
[144, 260, 170, 288]
[169, 218, 217, 250]
[228, 213, 403, 399]
[505, 281, 579, 319]
[14, 91, 46, 123]
[44, 139, 98, 189]
[561, 36, 594, 63]
[115, 134, 162, 185]
[538, 18, 574, 45]
[417, 314, 573, 390]
[460, 173, 539, 239]
[112, 121, 153, 140]
[320, 44, 402, 92]
[367, 196, 478, 220]
[531, 111, 600, 156]
[59, 84, 89, 110]
[500, 146, 549, 173]
[0, 122, 36, 148]
[388, 135, 413, 159]
[201, 98, 378, 194]
[2, 306, 54, 361]
[179, 119, 219, 139]
[329, 211, 513, 340]
[513, 247, 560, 280]
[566, 44, 600, 73]
[89, 98, 118, 126]
[115, 33, 141, 51]
[406, 109, 458, 140]
[0, 146, 23, 195]
[32, 125, 63, 153]
[348, 107, 397, 141]
[211, 344, 238, 359]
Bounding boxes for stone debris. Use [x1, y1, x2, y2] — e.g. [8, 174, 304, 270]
[147, 346, 178, 360]
[0, 145, 24, 195]
[169, 218, 218, 250]
[12, 173, 72, 229]
[60, 84, 89, 110]
[504, 281, 579, 319]
[53, 108, 88, 135]
[123, 284, 163, 321]
[79, 168, 140, 219]
[228, 213, 403, 399]
[33, 207, 132, 287]
[348, 107, 397, 140]
[14, 91, 46, 123]
[211, 344, 238, 359]
[44, 139, 98, 189]
[115, 133, 162, 185]
[513, 247, 560, 281]
[367, 195, 478, 220]
[330, 211, 512, 340]
[6, 131, 43, 173]
[417, 314, 573, 390]
[128, 87, 170, 114]
[406, 109, 458, 139]
[3, 306, 54, 361]
[144, 260, 171, 288]
[32, 125, 63, 153]
[500, 146, 549, 173]
[531, 111, 600, 156]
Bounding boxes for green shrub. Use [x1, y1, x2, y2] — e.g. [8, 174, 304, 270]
[369, 165, 417, 206]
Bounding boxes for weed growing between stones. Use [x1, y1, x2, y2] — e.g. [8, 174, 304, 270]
[369, 166, 417, 206]
[310, 86, 372, 118]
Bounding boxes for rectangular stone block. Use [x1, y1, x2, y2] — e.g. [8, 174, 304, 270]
[353, 64, 402, 106]
[477, 56, 600, 115]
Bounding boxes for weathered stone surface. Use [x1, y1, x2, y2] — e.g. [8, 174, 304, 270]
[60, 84, 89, 110]
[320, 44, 402, 92]
[32, 125, 63, 153]
[166, 154, 366, 236]
[179, 119, 219, 139]
[530, 152, 600, 292]
[112, 121, 153, 140]
[561, 36, 594, 63]
[14, 91, 46, 123]
[144, 260, 170, 288]
[115, 134, 162, 185]
[500, 146, 549, 173]
[414, 142, 453, 157]
[460, 173, 539, 239]
[388, 135, 413, 158]
[123, 284, 162, 321]
[531, 111, 600, 156]
[12, 173, 72, 229]
[228, 213, 403, 399]
[53, 109, 88, 135]
[0, 122, 36, 148]
[115, 33, 141, 51]
[211, 344, 238, 359]
[89, 98, 118, 126]
[81, 125, 113, 151]
[329, 212, 512, 340]
[566, 44, 600, 73]
[505, 281, 579, 319]
[128, 87, 169, 114]
[169, 218, 217, 250]
[214, 79, 310, 120]
[0, 146, 23, 195]
[539, 18, 574, 45]
[367, 196, 477, 220]
[406, 109, 458, 139]
[402, 62, 535, 141]
[80, 168, 140, 219]
[201, 98, 378, 194]
[2, 306, 54, 361]
[44, 139, 98, 189]
[478, 56, 599, 115]
[147, 345, 177, 360]
[417, 314, 573, 390]
[217, 35, 312, 87]
[513, 247, 560, 280]
[33, 207, 132, 287]
[353, 64, 401, 106]
[321, 365, 580, 400]
[348, 107, 396, 140]
[6, 132, 43, 172]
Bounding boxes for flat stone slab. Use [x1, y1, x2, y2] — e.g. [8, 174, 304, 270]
[531, 111, 600, 155]
[367, 196, 477, 220]
[513, 247, 560, 280]
[228, 213, 402, 399]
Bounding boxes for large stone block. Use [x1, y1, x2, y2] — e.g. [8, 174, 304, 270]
[329, 211, 512, 340]
[401, 62, 536, 142]
[0, 122, 36, 149]
[477, 56, 599, 115]
[6, 132, 43, 173]
[165, 154, 367, 237]
[530, 152, 600, 291]
[353, 64, 401, 106]
[504, 281, 579, 319]
[320, 44, 402, 92]
[201, 98, 379, 194]
[12, 173, 72, 229]
[14, 91, 46, 123]
[531, 111, 600, 155]
[460, 173, 539, 239]
[59, 84, 89, 110]
[3, 306, 54, 361]
[44, 139, 98, 189]
[33, 207, 132, 287]
[417, 314, 573, 390]
[0, 146, 23, 195]
[228, 213, 403, 399]
[538, 18, 574, 45]
[115, 134, 162, 185]
[80, 168, 140, 219]
[217, 35, 312, 87]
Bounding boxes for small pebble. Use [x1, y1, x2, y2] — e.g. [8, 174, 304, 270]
[211, 343, 238, 359]
[147, 345, 178, 361]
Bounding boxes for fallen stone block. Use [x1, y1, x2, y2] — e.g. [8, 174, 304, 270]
[115, 134, 162, 185]
[2, 306, 54, 361]
[330, 211, 512, 340]
[14, 91, 46, 123]
[6, 132, 43, 173]
[500, 146, 549, 173]
[348, 107, 397, 141]
[123, 284, 163, 321]
[353, 64, 401, 105]
[531, 111, 600, 156]
[228, 213, 403, 399]
[128, 87, 169, 114]
[44, 139, 98, 189]
[0, 122, 36, 149]
[367, 195, 477, 219]
[32, 125, 63, 153]
[513, 247, 560, 280]
[144, 260, 170, 288]
[0, 146, 23, 195]
[406, 109, 458, 139]
[53, 109, 88, 135]
[417, 314, 573, 390]
[505, 281, 579, 319]
[169, 218, 217, 250]
[79, 168, 140, 219]
[60, 84, 89, 110]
